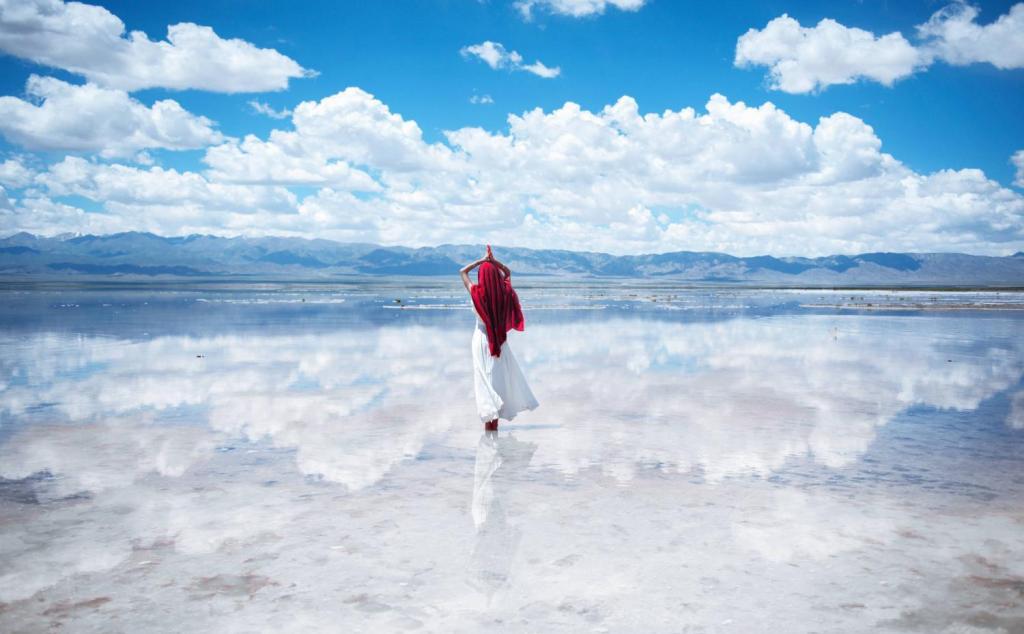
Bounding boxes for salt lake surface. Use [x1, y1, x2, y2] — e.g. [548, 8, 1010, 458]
[1, 282, 1023, 633]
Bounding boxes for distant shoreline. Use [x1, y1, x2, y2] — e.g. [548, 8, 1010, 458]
[2, 277, 1024, 293]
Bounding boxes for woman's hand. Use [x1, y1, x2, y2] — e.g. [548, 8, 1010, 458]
[488, 249, 512, 280]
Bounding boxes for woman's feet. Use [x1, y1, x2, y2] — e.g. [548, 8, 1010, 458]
[484, 419, 498, 432]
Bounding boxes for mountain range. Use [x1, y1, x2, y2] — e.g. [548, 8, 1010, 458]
[1, 232, 1023, 286]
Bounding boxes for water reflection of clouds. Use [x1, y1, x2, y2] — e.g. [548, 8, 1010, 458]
[0, 447, 311, 602]
[1, 308, 1023, 626]
[2, 326, 476, 492]
[1008, 389, 1024, 429]
[2, 314, 1022, 494]
[1, 415, 220, 500]
[520, 316, 1024, 480]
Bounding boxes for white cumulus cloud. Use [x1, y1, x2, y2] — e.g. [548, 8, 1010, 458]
[0, 76, 223, 158]
[37, 157, 295, 210]
[0, 0, 313, 93]
[735, 14, 922, 93]
[736, 3, 1024, 93]
[248, 100, 293, 119]
[520, 60, 561, 78]
[18, 156, 299, 236]
[0, 157, 35, 188]
[515, 0, 647, 19]
[917, 2, 1024, 69]
[461, 41, 561, 78]
[1, 193, 121, 235]
[9, 90, 1024, 255]
[204, 134, 381, 189]
[1013, 150, 1024, 188]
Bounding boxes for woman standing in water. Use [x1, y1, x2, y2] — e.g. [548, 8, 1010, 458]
[461, 246, 539, 431]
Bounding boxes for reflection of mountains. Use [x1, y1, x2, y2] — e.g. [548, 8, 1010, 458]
[2, 314, 1022, 496]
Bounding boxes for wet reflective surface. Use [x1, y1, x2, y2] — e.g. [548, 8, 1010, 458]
[1, 283, 1023, 632]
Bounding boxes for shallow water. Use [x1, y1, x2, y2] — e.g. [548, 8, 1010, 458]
[1, 283, 1023, 633]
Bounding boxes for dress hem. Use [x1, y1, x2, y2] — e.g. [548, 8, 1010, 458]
[478, 401, 539, 424]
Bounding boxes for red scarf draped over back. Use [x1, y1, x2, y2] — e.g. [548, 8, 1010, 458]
[471, 262, 524, 357]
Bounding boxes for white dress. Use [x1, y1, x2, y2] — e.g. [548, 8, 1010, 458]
[472, 315, 539, 423]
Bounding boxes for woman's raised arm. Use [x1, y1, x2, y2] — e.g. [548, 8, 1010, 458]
[491, 258, 511, 280]
[460, 256, 487, 293]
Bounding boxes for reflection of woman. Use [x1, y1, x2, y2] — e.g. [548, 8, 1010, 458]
[460, 246, 539, 431]
[470, 430, 537, 598]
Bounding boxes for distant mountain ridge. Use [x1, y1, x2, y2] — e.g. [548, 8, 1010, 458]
[1, 231, 1023, 286]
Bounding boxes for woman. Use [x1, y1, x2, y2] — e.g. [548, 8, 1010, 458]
[461, 246, 539, 431]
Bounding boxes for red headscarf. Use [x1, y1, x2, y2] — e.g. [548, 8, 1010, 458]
[471, 261, 525, 357]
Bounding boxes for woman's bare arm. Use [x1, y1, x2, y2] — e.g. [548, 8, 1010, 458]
[460, 257, 487, 293]
[490, 258, 512, 280]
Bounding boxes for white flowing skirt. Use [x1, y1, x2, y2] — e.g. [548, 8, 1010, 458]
[472, 319, 539, 423]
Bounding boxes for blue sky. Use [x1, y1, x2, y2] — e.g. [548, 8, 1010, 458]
[0, 0, 1022, 255]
